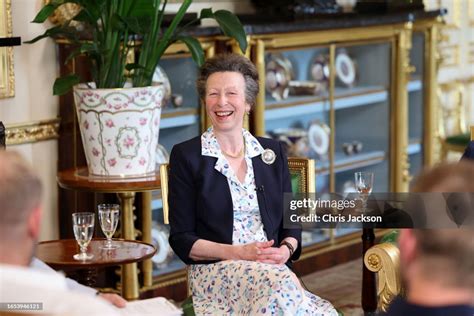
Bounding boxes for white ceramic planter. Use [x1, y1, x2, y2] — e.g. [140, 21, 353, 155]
[73, 84, 163, 177]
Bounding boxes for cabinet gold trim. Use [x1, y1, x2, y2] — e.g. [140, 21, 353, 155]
[251, 24, 406, 49]
[5, 118, 61, 145]
[0, 0, 14, 98]
[390, 22, 412, 192]
[254, 39, 266, 137]
[420, 23, 442, 166]
[162, 108, 198, 119]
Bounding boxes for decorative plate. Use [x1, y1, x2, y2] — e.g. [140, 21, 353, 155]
[335, 51, 356, 87]
[265, 54, 293, 101]
[151, 223, 174, 267]
[310, 54, 330, 82]
[307, 121, 330, 156]
[156, 144, 169, 165]
[272, 128, 310, 157]
[152, 65, 172, 108]
[289, 80, 325, 96]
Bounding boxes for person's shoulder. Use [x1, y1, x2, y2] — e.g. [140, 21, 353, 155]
[171, 136, 201, 155]
[255, 136, 281, 151]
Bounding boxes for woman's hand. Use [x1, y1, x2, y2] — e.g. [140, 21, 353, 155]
[256, 242, 291, 265]
[235, 240, 274, 261]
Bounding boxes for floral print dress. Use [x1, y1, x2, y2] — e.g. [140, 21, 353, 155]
[188, 128, 337, 316]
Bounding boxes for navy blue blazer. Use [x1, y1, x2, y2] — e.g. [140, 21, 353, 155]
[168, 135, 302, 265]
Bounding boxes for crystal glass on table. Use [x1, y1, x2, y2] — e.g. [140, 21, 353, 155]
[98, 204, 120, 249]
[72, 212, 95, 260]
[354, 172, 374, 212]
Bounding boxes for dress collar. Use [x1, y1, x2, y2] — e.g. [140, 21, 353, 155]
[201, 126, 264, 159]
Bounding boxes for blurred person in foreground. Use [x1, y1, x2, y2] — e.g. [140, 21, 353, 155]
[382, 162, 474, 315]
[0, 150, 123, 315]
[168, 54, 336, 315]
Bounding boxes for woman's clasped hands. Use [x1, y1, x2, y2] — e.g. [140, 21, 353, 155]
[236, 240, 290, 264]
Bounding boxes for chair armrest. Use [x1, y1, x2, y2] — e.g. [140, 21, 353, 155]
[364, 243, 401, 312]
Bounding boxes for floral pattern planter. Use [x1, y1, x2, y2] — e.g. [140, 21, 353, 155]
[73, 84, 163, 177]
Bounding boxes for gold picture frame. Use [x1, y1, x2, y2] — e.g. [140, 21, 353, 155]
[0, 0, 14, 98]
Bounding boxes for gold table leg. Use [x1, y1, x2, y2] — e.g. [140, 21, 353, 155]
[117, 192, 139, 300]
[141, 191, 153, 287]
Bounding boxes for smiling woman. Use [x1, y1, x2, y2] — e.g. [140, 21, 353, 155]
[167, 53, 337, 315]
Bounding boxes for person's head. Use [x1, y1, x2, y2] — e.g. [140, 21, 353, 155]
[0, 151, 43, 265]
[196, 54, 259, 133]
[399, 162, 474, 296]
[411, 161, 474, 192]
[399, 229, 474, 291]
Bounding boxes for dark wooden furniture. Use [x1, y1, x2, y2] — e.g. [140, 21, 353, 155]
[36, 239, 155, 298]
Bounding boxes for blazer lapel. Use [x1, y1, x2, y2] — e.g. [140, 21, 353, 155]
[252, 156, 275, 233]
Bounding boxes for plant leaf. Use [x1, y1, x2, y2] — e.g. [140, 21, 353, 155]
[53, 74, 81, 95]
[128, 0, 155, 17]
[199, 8, 213, 19]
[213, 10, 247, 53]
[176, 36, 204, 66]
[31, 4, 58, 23]
[64, 43, 98, 64]
[24, 25, 77, 44]
[120, 17, 145, 35]
[125, 63, 146, 71]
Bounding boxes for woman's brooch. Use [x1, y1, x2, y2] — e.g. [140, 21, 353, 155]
[261, 148, 276, 165]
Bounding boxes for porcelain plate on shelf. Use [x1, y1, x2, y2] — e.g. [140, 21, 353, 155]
[265, 54, 293, 101]
[151, 223, 174, 267]
[156, 144, 169, 165]
[335, 51, 356, 87]
[308, 121, 330, 156]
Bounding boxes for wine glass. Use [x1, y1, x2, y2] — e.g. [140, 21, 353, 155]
[354, 172, 374, 212]
[98, 204, 120, 249]
[72, 212, 95, 260]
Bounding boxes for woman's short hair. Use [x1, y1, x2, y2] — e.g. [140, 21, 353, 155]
[196, 54, 259, 108]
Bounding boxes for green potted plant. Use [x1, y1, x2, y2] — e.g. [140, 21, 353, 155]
[27, 0, 247, 177]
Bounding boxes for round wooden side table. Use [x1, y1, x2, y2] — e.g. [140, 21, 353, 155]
[36, 239, 156, 294]
[57, 167, 161, 300]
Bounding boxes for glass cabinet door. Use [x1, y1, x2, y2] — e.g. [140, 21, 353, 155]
[260, 45, 332, 246]
[334, 42, 392, 195]
[407, 31, 425, 182]
[254, 36, 398, 245]
[332, 41, 392, 238]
